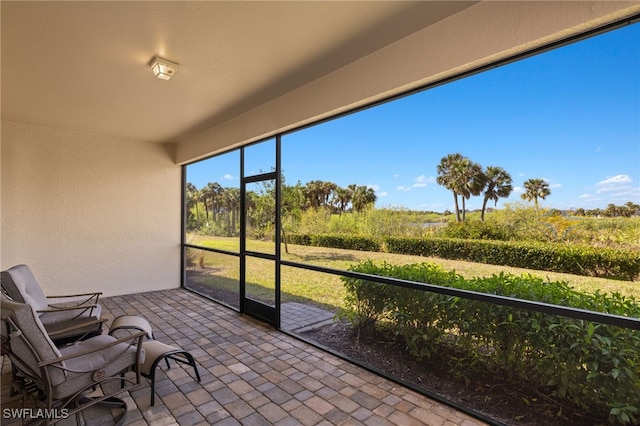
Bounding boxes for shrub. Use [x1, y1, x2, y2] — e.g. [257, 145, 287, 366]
[340, 261, 640, 424]
[297, 208, 333, 234]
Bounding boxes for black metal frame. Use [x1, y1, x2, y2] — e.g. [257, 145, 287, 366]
[238, 138, 282, 328]
[180, 16, 640, 424]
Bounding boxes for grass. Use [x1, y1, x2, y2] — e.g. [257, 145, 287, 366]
[186, 235, 639, 312]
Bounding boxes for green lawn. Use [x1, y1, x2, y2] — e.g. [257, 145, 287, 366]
[186, 235, 639, 311]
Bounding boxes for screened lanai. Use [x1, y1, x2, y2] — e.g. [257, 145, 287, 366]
[2, 2, 639, 425]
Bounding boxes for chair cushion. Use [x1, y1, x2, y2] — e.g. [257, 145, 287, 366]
[0, 293, 65, 386]
[38, 303, 103, 326]
[56, 335, 144, 400]
[139, 340, 179, 376]
[110, 315, 153, 339]
[2, 265, 48, 311]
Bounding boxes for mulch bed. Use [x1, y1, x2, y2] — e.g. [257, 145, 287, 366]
[301, 321, 608, 426]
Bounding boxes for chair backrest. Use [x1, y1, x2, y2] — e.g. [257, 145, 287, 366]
[0, 293, 66, 387]
[1, 264, 48, 311]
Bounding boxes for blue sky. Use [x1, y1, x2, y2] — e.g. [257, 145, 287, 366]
[188, 23, 639, 212]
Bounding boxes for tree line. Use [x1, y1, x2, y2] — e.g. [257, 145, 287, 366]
[187, 152, 636, 233]
[185, 179, 377, 234]
[295, 181, 376, 213]
[573, 202, 640, 218]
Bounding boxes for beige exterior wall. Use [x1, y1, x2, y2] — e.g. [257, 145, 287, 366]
[175, 1, 640, 164]
[1, 121, 181, 296]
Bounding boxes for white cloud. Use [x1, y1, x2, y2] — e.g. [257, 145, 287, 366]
[537, 177, 561, 189]
[595, 174, 634, 194]
[578, 174, 640, 205]
[609, 188, 640, 199]
[513, 186, 524, 194]
[396, 185, 411, 192]
[596, 186, 621, 194]
[411, 175, 434, 188]
[222, 174, 234, 180]
[412, 176, 426, 188]
[597, 174, 632, 186]
[378, 191, 388, 198]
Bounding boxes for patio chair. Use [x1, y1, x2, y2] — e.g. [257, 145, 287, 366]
[1, 264, 103, 345]
[0, 293, 146, 425]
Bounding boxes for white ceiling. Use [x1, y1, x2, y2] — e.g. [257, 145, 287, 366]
[1, 1, 476, 143]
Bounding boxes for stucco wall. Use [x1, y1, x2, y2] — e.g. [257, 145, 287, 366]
[1, 121, 181, 296]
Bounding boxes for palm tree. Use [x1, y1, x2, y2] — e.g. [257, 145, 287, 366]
[304, 180, 337, 210]
[185, 183, 202, 229]
[207, 182, 223, 222]
[605, 203, 620, 217]
[454, 158, 485, 222]
[436, 153, 465, 222]
[218, 187, 241, 235]
[200, 185, 212, 222]
[625, 201, 639, 217]
[480, 166, 513, 221]
[352, 185, 376, 212]
[521, 178, 551, 210]
[333, 187, 352, 213]
[226, 187, 241, 234]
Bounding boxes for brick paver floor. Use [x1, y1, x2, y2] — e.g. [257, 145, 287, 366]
[1, 289, 488, 425]
[280, 302, 336, 332]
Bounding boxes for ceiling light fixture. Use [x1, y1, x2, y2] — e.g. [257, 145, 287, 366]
[149, 56, 179, 80]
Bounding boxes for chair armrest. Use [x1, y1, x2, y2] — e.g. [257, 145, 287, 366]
[47, 292, 102, 298]
[38, 304, 100, 322]
[47, 292, 101, 307]
[41, 303, 99, 312]
[38, 329, 146, 367]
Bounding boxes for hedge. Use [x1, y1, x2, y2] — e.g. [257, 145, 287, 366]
[287, 233, 380, 252]
[288, 233, 640, 280]
[385, 237, 640, 281]
[340, 261, 640, 425]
